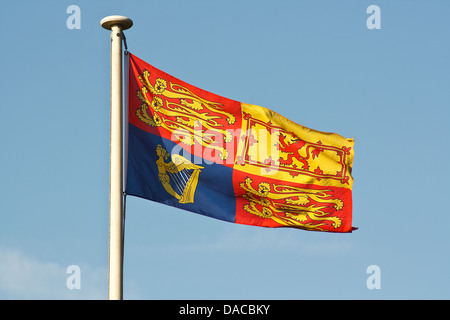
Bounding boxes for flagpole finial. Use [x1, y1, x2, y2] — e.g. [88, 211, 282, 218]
[101, 15, 133, 30]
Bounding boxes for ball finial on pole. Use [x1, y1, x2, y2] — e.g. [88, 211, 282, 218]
[100, 15, 133, 30]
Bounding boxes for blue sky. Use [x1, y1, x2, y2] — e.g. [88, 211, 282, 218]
[0, 0, 449, 299]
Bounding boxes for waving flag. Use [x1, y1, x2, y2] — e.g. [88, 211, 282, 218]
[126, 53, 356, 232]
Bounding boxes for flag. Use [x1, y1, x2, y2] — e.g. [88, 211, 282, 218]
[126, 53, 356, 232]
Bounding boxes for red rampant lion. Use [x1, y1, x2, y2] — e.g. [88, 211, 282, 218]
[277, 133, 310, 170]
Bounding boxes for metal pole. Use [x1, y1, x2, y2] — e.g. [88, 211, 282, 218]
[100, 15, 133, 300]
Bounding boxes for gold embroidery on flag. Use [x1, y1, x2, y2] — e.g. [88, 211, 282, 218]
[136, 70, 235, 160]
[239, 177, 343, 231]
[236, 108, 353, 187]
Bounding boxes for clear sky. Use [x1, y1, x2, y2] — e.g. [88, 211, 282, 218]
[0, 0, 449, 299]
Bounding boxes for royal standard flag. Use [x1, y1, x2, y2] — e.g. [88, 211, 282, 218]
[126, 53, 356, 232]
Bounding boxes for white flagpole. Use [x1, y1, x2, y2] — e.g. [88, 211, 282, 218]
[101, 15, 133, 300]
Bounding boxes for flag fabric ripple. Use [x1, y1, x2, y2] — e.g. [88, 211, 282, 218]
[126, 53, 356, 232]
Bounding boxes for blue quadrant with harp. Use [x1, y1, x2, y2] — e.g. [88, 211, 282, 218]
[155, 144, 203, 203]
[126, 124, 236, 222]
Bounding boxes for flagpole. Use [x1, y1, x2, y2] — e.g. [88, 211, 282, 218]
[101, 15, 133, 300]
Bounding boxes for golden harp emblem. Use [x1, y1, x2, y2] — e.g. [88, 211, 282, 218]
[156, 145, 204, 203]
